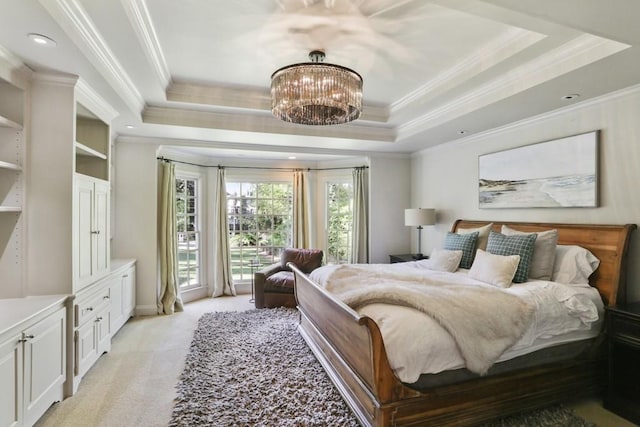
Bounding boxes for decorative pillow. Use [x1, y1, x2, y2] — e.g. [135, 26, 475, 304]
[416, 248, 463, 273]
[486, 231, 537, 283]
[501, 225, 558, 280]
[551, 245, 600, 284]
[457, 223, 493, 250]
[468, 249, 520, 288]
[443, 231, 479, 269]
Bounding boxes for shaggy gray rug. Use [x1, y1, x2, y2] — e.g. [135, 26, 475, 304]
[170, 308, 595, 427]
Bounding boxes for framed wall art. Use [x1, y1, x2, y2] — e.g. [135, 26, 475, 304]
[479, 131, 599, 208]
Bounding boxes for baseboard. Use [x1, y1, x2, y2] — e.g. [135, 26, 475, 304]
[135, 305, 157, 316]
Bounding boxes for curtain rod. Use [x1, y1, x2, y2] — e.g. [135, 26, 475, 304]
[157, 156, 368, 171]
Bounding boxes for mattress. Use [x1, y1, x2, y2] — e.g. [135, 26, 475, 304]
[311, 263, 604, 383]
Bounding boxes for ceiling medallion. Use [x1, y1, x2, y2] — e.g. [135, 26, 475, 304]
[270, 50, 363, 126]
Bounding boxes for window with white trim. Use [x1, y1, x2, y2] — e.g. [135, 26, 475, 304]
[227, 181, 293, 281]
[325, 181, 353, 264]
[176, 175, 200, 289]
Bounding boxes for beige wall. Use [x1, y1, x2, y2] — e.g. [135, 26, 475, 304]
[411, 85, 640, 302]
[369, 156, 413, 263]
[112, 141, 160, 315]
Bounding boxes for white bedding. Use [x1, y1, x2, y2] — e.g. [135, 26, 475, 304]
[309, 261, 604, 383]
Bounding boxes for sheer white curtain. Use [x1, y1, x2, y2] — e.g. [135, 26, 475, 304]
[351, 167, 369, 263]
[212, 167, 235, 297]
[293, 169, 311, 248]
[158, 161, 184, 314]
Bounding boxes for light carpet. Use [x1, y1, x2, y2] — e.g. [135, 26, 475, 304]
[170, 308, 595, 427]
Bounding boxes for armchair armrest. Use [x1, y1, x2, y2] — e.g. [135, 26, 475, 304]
[254, 262, 282, 309]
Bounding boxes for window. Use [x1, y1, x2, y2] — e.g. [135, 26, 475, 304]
[176, 176, 200, 289]
[326, 181, 353, 264]
[227, 182, 293, 280]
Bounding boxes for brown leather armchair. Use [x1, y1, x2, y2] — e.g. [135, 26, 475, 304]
[254, 248, 323, 309]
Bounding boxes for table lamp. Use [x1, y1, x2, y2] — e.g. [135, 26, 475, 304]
[404, 208, 436, 259]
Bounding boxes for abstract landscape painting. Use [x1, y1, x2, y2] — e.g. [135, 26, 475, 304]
[479, 131, 599, 208]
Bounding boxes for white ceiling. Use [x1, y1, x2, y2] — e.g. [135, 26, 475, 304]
[1, 0, 639, 161]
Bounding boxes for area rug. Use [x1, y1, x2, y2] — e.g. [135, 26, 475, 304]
[170, 308, 595, 427]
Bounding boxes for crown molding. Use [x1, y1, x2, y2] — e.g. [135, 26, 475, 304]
[121, 0, 171, 90]
[416, 82, 640, 156]
[142, 105, 395, 142]
[39, 0, 145, 114]
[76, 78, 119, 122]
[32, 71, 79, 86]
[0, 44, 33, 89]
[391, 27, 545, 115]
[166, 81, 390, 123]
[398, 33, 630, 140]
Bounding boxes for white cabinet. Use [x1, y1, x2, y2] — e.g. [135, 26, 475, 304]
[109, 262, 136, 334]
[72, 260, 134, 394]
[0, 296, 68, 427]
[74, 176, 110, 292]
[73, 282, 111, 390]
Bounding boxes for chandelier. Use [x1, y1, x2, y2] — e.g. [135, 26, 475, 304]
[270, 50, 363, 125]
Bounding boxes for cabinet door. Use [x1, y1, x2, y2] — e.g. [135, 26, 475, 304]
[23, 308, 66, 427]
[122, 266, 136, 318]
[109, 276, 124, 333]
[96, 307, 111, 356]
[76, 178, 94, 287]
[93, 180, 109, 277]
[0, 335, 22, 427]
[75, 319, 98, 379]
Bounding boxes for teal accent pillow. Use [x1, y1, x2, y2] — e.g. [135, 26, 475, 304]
[486, 231, 537, 283]
[443, 231, 479, 269]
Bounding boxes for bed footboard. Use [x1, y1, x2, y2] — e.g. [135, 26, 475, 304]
[290, 263, 605, 427]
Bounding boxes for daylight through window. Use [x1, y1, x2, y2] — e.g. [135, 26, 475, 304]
[176, 176, 200, 289]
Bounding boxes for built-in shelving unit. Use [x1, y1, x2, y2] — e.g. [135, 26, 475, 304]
[75, 103, 109, 181]
[0, 74, 26, 299]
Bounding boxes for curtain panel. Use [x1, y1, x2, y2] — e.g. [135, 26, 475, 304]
[293, 169, 311, 248]
[158, 161, 184, 314]
[212, 167, 235, 297]
[351, 167, 369, 263]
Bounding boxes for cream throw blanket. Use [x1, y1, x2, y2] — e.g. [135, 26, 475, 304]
[323, 265, 535, 375]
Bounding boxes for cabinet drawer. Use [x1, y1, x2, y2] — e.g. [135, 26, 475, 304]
[75, 288, 110, 327]
[609, 314, 640, 346]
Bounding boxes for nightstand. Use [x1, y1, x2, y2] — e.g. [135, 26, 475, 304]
[604, 302, 640, 424]
[389, 254, 428, 263]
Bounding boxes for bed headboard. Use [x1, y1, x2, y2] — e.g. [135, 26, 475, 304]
[452, 220, 636, 307]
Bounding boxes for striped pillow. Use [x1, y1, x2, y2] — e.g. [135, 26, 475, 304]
[443, 231, 479, 269]
[486, 231, 537, 283]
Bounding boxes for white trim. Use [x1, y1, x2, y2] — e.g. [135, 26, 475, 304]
[416, 82, 640, 155]
[391, 28, 545, 114]
[76, 78, 119, 122]
[39, 0, 145, 114]
[399, 34, 630, 140]
[121, 0, 171, 89]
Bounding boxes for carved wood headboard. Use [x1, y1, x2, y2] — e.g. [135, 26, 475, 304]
[452, 220, 636, 307]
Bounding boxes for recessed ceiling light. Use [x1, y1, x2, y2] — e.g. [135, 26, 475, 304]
[125, 125, 135, 129]
[288, 156, 297, 160]
[561, 94, 580, 100]
[457, 130, 467, 135]
[27, 33, 57, 47]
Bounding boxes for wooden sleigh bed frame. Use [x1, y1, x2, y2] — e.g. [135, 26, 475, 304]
[290, 220, 636, 426]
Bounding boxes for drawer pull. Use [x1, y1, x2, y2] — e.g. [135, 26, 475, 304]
[86, 307, 93, 312]
[18, 333, 35, 343]
[95, 316, 103, 322]
[91, 230, 100, 235]
[103, 295, 110, 300]
[123, 274, 129, 278]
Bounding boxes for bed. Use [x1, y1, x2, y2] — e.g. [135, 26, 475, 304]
[290, 220, 636, 426]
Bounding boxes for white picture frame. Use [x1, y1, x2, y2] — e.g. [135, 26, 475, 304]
[479, 131, 599, 208]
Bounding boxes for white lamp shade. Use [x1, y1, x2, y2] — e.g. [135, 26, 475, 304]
[404, 208, 436, 226]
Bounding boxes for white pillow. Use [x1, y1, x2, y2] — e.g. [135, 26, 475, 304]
[417, 248, 463, 273]
[468, 249, 520, 288]
[501, 225, 558, 280]
[551, 245, 600, 284]
[457, 223, 493, 250]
